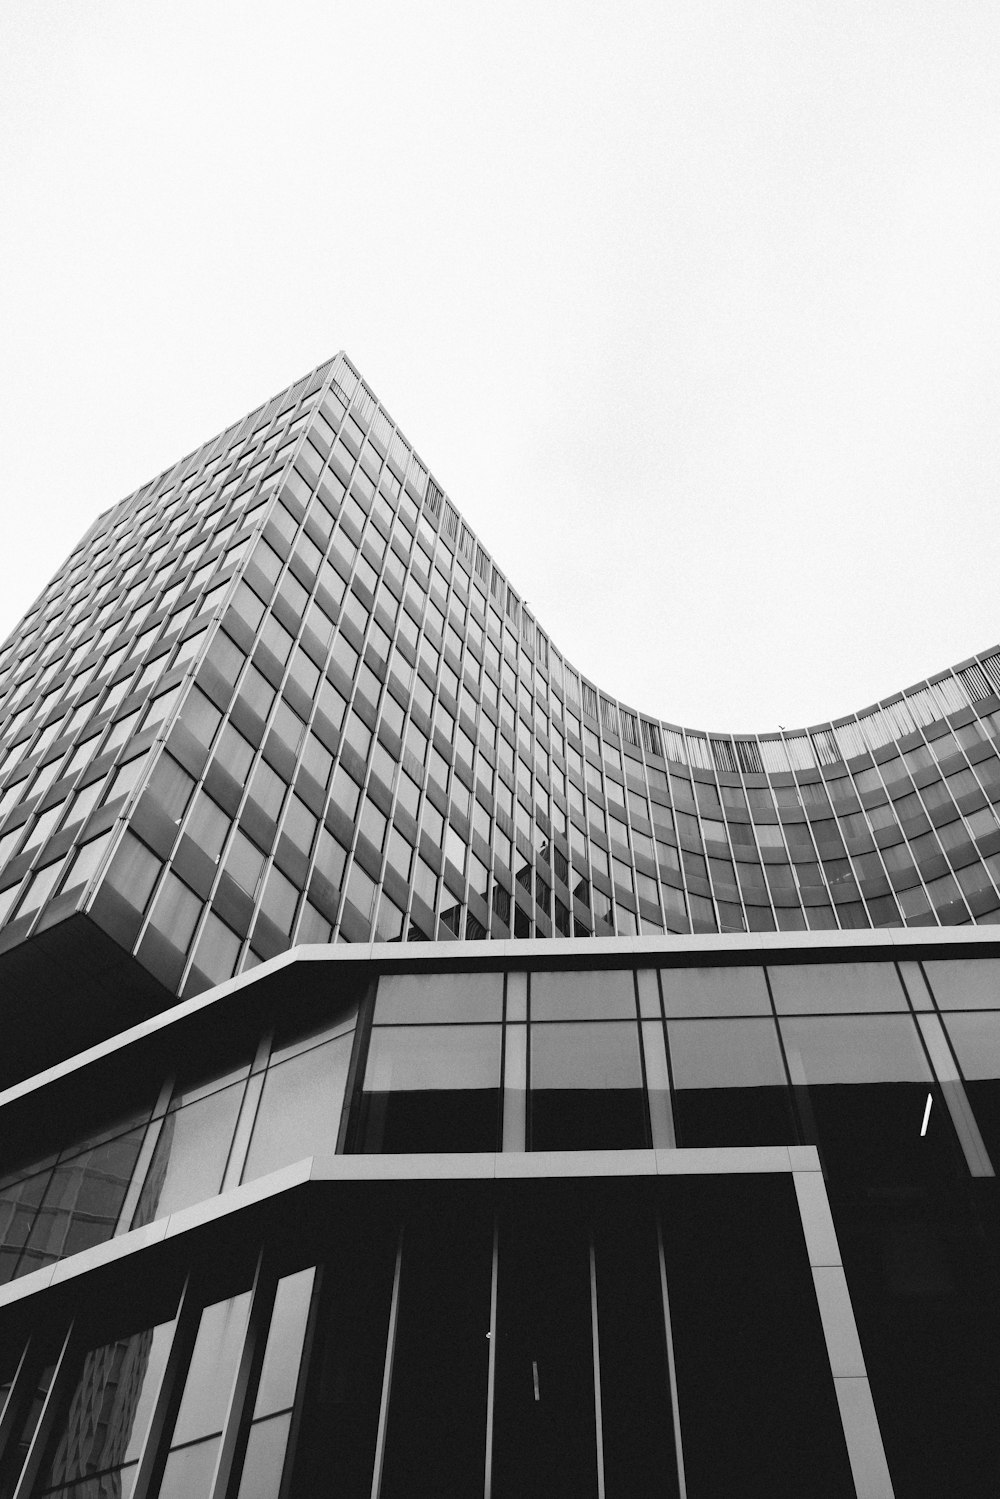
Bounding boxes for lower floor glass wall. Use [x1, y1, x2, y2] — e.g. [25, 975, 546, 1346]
[0, 1177, 859, 1499]
[3, 943, 1000, 1493]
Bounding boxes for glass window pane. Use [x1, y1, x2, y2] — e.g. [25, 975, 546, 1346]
[668, 1018, 788, 1089]
[373, 972, 503, 1024]
[943, 1012, 1000, 1079]
[242, 1035, 353, 1182]
[779, 1014, 932, 1085]
[667, 1017, 794, 1148]
[188, 912, 241, 985]
[530, 969, 636, 1020]
[38, 1317, 175, 1489]
[660, 965, 770, 1017]
[18, 1125, 147, 1274]
[768, 961, 907, 1013]
[924, 959, 1000, 1009]
[253, 1269, 315, 1418]
[159, 1436, 221, 1497]
[356, 1025, 501, 1153]
[942, 1012, 1000, 1173]
[530, 1020, 645, 1150]
[131, 1082, 244, 1226]
[145, 872, 201, 952]
[171, 1292, 252, 1446]
[236, 1413, 293, 1499]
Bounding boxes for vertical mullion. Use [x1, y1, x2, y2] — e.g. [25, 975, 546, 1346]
[632, 970, 655, 1148]
[277, 1264, 324, 1499]
[369, 1226, 404, 1499]
[11, 1321, 75, 1499]
[222, 1033, 270, 1193]
[116, 1073, 175, 1233]
[0, 1337, 35, 1472]
[656, 1218, 688, 1499]
[131, 1275, 201, 1499]
[336, 980, 377, 1154]
[589, 1236, 606, 1499]
[223, 1071, 266, 1191]
[483, 1217, 499, 1499]
[210, 1250, 277, 1499]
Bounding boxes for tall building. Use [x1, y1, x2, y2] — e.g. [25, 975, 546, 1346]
[0, 354, 998, 1495]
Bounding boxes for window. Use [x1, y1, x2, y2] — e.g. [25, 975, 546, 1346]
[247, 760, 286, 821]
[144, 871, 202, 952]
[260, 865, 299, 935]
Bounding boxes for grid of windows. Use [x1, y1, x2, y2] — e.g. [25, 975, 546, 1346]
[1, 353, 1000, 1003]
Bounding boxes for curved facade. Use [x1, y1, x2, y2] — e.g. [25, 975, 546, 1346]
[3, 358, 1000, 1496]
[0, 351, 999, 1026]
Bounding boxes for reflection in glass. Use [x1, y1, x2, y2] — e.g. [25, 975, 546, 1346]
[356, 1025, 501, 1152]
[38, 1317, 175, 1498]
[18, 1127, 147, 1278]
[0, 1173, 51, 1285]
[530, 1021, 646, 1150]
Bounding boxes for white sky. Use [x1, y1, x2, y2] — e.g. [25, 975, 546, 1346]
[2, 1, 998, 736]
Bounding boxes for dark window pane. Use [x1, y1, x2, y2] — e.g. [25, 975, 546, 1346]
[286, 1231, 396, 1497]
[782, 1010, 1000, 1495]
[380, 1198, 492, 1499]
[594, 1200, 680, 1499]
[663, 1175, 854, 1497]
[493, 1189, 599, 1499]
